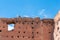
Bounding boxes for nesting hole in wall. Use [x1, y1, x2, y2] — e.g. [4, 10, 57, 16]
[18, 31, 20, 33]
[28, 37, 30, 38]
[57, 27, 59, 30]
[11, 36, 14, 38]
[56, 34, 58, 36]
[49, 32, 51, 33]
[6, 36, 8, 37]
[23, 31, 26, 33]
[8, 24, 15, 31]
[31, 22, 33, 24]
[3, 26, 5, 28]
[36, 22, 38, 24]
[37, 32, 38, 34]
[32, 36, 34, 38]
[23, 36, 24, 38]
[22, 22, 25, 24]
[17, 36, 19, 38]
[0, 30, 2, 32]
[32, 32, 34, 34]
[32, 27, 34, 29]
[22, 22, 24, 24]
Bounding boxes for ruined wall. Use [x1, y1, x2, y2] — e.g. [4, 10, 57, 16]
[0, 17, 54, 40]
[54, 11, 60, 40]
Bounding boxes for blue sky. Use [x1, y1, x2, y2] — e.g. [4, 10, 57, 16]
[0, 0, 60, 19]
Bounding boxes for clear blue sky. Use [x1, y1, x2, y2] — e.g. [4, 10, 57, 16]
[0, 0, 60, 19]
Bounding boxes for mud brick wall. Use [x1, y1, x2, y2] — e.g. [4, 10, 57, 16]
[0, 17, 54, 40]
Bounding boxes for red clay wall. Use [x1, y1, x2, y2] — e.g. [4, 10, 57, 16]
[0, 17, 54, 40]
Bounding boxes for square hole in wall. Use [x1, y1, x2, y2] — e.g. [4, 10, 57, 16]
[8, 24, 15, 31]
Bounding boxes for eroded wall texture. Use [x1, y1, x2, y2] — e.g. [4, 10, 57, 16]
[0, 17, 54, 40]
